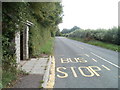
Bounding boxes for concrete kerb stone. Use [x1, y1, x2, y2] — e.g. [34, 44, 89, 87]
[42, 56, 52, 88]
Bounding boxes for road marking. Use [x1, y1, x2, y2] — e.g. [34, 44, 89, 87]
[57, 67, 68, 78]
[70, 67, 78, 77]
[74, 58, 87, 63]
[57, 66, 102, 78]
[61, 58, 88, 63]
[68, 58, 77, 63]
[88, 66, 101, 76]
[68, 58, 73, 62]
[79, 47, 84, 49]
[61, 58, 69, 63]
[78, 66, 94, 77]
[91, 52, 120, 69]
[92, 58, 97, 62]
[101, 65, 110, 71]
[85, 54, 90, 57]
[46, 56, 55, 88]
[71, 42, 84, 49]
[77, 58, 87, 63]
[74, 58, 79, 62]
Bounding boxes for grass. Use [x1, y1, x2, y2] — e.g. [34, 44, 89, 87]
[2, 69, 29, 88]
[39, 80, 44, 88]
[40, 37, 54, 55]
[68, 37, 120, 52]
[0, 67, 2, 89]
[2, 71, 17, 88]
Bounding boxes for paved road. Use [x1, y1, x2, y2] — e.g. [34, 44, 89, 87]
[54, 37, 119, 88]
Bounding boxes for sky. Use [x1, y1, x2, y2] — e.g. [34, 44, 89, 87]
[59, 0, 119, 31]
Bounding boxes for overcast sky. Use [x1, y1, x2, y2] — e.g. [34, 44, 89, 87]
[59, 0, 119, 31]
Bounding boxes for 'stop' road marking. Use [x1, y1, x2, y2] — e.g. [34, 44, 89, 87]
[70, 67, 78, 77]
[91, 52, 120, 69]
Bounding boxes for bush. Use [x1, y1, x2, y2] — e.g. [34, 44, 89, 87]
[2, 2, 63, 87]
[68, 27, 119, 45]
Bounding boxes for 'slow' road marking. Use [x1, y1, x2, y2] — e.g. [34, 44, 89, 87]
[91, 52, 120, 69]
[92, 58, 97, 62]
[102, 65, 110, 71]
[85, 54, 90, 57]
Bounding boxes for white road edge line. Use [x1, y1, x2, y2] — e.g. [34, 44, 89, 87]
[91, 52, 120, 69]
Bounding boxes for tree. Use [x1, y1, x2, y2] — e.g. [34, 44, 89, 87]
[61, 26, 80, 34]
[56, 29, 62, 36]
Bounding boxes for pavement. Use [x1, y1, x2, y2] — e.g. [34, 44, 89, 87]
[14, 58, 50, 88]
[54, 37, 119, 88]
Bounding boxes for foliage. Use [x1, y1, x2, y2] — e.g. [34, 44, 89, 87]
[69, 37, 119, 51]
[55, 29, 62, 36]
[61, 26, 80, 34]
[29, 2, 63, 27]
[2, 70, 17, 88]
[40, 37, 54, 55]
[68, 27, 119, 45]
[2, 2, 29, 87]
[2, 2, 63, 87]
[2, 69, 29, 88]
[28, 2, 62, 57]
[2, 2, 29, 78]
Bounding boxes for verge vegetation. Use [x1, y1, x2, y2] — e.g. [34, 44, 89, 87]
[62, 26, 120, 52]
[2, 2, 63, 88]
[69, 37, 119, 52]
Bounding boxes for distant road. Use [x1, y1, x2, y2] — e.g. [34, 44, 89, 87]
[54, 37, 119, 88]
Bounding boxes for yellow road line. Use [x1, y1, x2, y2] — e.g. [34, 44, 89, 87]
[70, 67, 78, 77]
[102, 65, 110, 71]
[46, 56, 55, 88]
[88, 66, 101, 76]
[92, 58, 97, 62]
[78, 66, 94, 77]
[85, 54, 90, 57]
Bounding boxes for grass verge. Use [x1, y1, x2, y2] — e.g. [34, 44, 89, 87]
[40, 37, 54, 55]
[2, 71, 17, 88]
[68, 37, 120, 52]
[2, 69, 29, 88]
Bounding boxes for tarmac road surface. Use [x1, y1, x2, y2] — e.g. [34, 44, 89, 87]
[54, 37, 119, 88]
